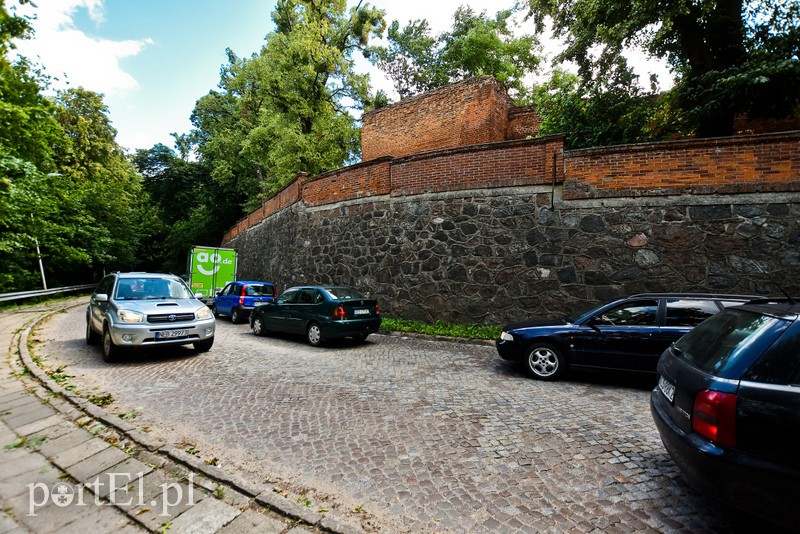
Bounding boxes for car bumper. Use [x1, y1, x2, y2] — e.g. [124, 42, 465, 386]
[650, 390, 800, 529]
[107, 318, 216, 348]
[495, 339, 524, 361]
[321, 317, 381, 339]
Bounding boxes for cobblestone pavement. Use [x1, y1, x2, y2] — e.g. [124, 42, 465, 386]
[35, 301, 762, 533]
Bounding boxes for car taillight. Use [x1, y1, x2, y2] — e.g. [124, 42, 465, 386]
[239, 286, 246, 307]
[272, 286, 277, 297]
[333, 305, 347, 319]
[375, 304, 380, 315]
[693, 389, 737, 447]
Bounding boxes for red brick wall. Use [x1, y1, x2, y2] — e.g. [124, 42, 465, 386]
[390, 137, 563, 196]
[507, 106, 542, 140]
[563, 132, 800, 199]
[362, 76, 511, 161]
[303, 158, 392, 207]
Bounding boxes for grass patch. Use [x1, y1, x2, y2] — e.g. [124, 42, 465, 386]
[381, 318, 500, 340]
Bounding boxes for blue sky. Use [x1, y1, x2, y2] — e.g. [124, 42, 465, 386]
[13, 0, 669, 153]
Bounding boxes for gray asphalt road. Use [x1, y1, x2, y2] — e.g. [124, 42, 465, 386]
[35, 302, 756, 533]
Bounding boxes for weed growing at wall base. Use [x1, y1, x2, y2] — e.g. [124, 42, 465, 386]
[381, 318, 500, 340]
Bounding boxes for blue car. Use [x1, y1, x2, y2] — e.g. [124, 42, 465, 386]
[496, 293, 758, 380]
[212, 280, 277, 323]
[651, 298, 800, 530]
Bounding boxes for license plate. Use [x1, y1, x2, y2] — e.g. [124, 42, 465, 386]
[155, 330, 187, 340]
[658, 375, 675, 403]
[353, 309, 370, 315]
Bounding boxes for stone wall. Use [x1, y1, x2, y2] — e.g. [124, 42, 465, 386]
[224, 130, 800, 325]
[229, 188, 800, 324]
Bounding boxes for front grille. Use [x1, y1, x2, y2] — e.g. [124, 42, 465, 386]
[148, 313, 195, 323]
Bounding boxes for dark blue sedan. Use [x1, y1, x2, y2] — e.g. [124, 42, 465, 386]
[496, 293, 758, 380]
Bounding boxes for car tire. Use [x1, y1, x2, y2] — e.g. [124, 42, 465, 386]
[251, 316, 266, 336]
[86, 319, 100, 345]
[102, 327, 121, 363]
[211, 305, 219, 318]
[231, 307, 243, 324]
[524, 342, 565, 380]
[306, 322, 323, 346]
[194, 337, 214, 352]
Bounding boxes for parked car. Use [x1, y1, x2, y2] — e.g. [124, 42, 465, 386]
[212, 280, 277, 323]
[650, 298, 800, 529]
[496, 293, 759, 380]
[250, 286, 381, 346]
[86, 272, 216, 362]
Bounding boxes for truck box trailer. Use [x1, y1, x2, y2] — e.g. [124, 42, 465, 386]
[186, 246, 237, 304]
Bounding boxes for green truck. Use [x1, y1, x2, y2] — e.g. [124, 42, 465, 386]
[186, 246, 237, 304]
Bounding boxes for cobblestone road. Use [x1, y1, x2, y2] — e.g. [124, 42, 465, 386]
[35, 302, 759, 533]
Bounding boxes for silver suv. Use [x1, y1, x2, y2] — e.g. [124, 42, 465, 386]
[86, 272, 215, 362]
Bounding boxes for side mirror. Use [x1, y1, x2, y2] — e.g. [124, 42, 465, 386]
[195, 292, 203, 299]
[215, 290, 222, 296]
[95, 293, 108, 303]
[587, 316, 601, 332]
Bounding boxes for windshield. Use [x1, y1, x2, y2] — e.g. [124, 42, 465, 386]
[564, 302, 603, 323]
[323, 287, 365, 300]
[673, 309, 783, 377]
[115, 277, 194, 300]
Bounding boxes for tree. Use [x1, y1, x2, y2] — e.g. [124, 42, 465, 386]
[49, 88, 147, 280]
[525, 0, 800, 137]
[532, 67, 670, 149]
[190, 0, 386, 208]
[372, 7, 540, 101]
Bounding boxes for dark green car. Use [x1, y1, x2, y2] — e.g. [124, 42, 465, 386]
[249, 286, 381, 346]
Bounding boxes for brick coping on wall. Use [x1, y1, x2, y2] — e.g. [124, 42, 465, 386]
[223, 130, 800, 243]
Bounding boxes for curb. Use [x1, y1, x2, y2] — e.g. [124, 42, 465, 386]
[16, 303, 367, 534]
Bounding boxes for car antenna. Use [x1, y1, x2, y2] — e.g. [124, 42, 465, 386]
[752, 260, 796, 305]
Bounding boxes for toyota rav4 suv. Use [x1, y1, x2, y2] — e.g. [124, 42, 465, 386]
[86, 272, 216, 362]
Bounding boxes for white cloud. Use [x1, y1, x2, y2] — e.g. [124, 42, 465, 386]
[13, 0, 151, 95]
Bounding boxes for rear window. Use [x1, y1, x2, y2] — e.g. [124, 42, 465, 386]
[673, 309, 784, 377]
[245, 284, 273, 296]
[323, 287, 365, 300]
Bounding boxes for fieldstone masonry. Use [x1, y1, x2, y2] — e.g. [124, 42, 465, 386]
[228, 187, 800, 325]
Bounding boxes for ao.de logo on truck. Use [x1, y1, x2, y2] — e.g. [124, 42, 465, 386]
[187, 246, 237, 303]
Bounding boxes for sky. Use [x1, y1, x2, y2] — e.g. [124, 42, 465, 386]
[12, 0, 670, 153]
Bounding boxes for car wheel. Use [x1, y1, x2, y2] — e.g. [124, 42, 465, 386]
[194, 337, 214, 352]
[306, 323, 323, 346]
[251, 316, 266, 336]
[86, 318, 100, 345]
[231, 307, 243, 324]
[102, 327, 121, 363]
[525, 342, 565, 380]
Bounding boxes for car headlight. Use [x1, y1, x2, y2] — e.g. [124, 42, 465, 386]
[195, 306, 213, 320]
[500, 331, 514, 341]
[117, 309, 144, 323]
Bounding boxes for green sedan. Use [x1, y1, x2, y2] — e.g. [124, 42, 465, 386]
[249, 286, 381, 346]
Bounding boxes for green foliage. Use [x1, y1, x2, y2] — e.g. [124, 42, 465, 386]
[381, 317, 501, 340]
[533, 68, 672, 149]
[525, 0, 800, 136]
[0, 1, 149, 290]
[189, 0, 386, 212]
[371, 7, 540, 102]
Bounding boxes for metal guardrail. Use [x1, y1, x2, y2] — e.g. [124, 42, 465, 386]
[0, 284, 95, 303]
